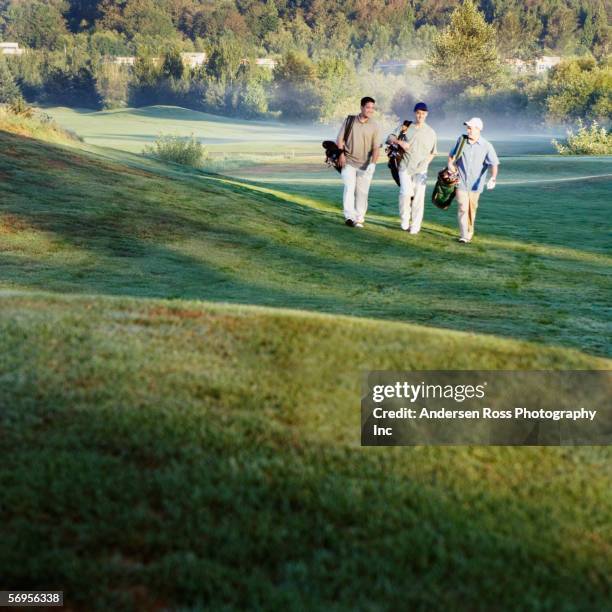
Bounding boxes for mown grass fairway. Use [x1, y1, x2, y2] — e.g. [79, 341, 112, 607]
[1, 109, 611, 610]
[45, 104, 560, 156]
[1, 123, 610, 355]
[45, 105, 327, 156]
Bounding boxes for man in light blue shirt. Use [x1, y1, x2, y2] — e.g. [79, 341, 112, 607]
[448, 117, 500, 243]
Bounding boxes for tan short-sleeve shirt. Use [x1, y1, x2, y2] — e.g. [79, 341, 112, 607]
[338, 116, 381, 171]
[395, 123, 437, 175]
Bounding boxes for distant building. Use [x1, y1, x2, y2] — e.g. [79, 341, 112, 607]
[254, 58, 278, 69]
[376, 60, 406, 72]
[106, 56, 166, 67]
[111, 56, 136, 66]
[239, 57, 278, 69]
[376, 59, 425, 73]
[535, 56, 561, 73]
[405, 59, 425, 69]
[0, 42, 25, 56]
[505, 56, 562, 74]
[180, 52, 207, 68]
[505, 58, 530, 74]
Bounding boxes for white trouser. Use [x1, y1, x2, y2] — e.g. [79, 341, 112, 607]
[398, 170, 427, 233]
[342, 163, 375, 223]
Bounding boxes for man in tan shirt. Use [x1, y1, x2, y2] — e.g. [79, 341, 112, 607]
[336, 96, 382, 228]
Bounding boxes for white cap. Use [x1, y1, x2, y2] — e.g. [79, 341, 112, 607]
[464, 117, 484, 130]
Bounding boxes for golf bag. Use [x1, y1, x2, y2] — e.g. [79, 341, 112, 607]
[431, 135, 468, 210]
[431, 167, 461, 210]
[385, 120, 412, 186]
[322, 115, 356, 173]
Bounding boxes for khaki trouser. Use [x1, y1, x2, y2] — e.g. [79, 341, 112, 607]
[456, 190, 480, 241]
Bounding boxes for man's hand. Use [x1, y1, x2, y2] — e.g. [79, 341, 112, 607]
[338, 152, 346, 169]
[367, 162, 376, 174]
[486, 177, 496, 190]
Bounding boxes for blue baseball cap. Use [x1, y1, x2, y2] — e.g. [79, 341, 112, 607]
[414, 102, 428, 112]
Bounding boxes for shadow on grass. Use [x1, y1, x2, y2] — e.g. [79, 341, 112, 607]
[3, 431, 608, 610]
[0, 319, 608, 612]
[0, 130, 610, 356]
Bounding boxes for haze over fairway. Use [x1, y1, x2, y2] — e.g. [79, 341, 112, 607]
[45, 104, 563, 156]
[46, 105, 329, 155]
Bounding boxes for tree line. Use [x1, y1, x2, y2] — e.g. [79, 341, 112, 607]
[0, 0, 609, 125]
[2, 0, 609, 60]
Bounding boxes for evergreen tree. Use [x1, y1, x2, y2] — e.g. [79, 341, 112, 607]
[44, 63, 102, 108]
[542, 5, 578, 54]
[162, 48, 184, 80]
[427, 0, 502, 95]
[130, 54, 162, 106]
[128, 0, 175, 38]
[94, 62, 129, 109]
[206, 35, 244, 82]
[0, 56, 21, 103]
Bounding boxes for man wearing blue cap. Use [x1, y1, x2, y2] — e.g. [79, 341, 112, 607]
[386, 102, 438, 234]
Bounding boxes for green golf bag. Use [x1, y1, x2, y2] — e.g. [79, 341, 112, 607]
[431, 135, 468, 210]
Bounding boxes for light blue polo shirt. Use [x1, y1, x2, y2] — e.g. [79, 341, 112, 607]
[450, 135, 500, 193]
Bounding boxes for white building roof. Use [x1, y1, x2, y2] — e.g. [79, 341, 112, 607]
[254, 58, 278, 67]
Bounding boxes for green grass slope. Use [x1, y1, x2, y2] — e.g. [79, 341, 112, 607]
[0, 126, 610, 610]
[0, 129, 609, 356]
[229, 155, 612, 256]
[1, 293, 610, 611]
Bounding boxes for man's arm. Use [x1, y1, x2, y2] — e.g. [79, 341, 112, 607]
[448, 137, 461, 171]
[485, 144, 500, 174]
[336, 118, 347, 148]
[386, 124, 401, 145]
[371, 146, 380, 164]
[388, 126, 412, 152]
[397, 139, 411, 152]
[386, 138, 409, 152]
[485, 144, 500, 187]
[336, 119, 347, 168]
[370, 128, 382, 165]
[426, 135, 438, 166]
